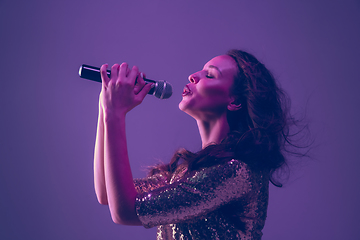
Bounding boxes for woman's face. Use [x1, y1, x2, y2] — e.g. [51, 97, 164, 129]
[179, 55, 238, 120]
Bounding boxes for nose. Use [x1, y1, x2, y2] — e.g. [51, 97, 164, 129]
[188, 73, 199, 83]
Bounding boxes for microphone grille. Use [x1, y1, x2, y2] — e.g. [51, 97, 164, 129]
[153, 81, 172, 99]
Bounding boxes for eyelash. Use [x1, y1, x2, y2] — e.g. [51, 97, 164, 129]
[206, 74, 214, 78]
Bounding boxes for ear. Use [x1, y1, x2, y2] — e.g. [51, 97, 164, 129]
[227, 96, 242, 111]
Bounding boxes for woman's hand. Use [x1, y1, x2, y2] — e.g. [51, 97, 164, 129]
[99, 62, 153, 119]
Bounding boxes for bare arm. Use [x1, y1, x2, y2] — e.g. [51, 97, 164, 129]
[93, 99, 108, 205]
[99, 63, 152, 225]
[103, 113, 140, 225]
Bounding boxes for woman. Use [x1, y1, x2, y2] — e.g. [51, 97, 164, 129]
[94, 50, 293, 239]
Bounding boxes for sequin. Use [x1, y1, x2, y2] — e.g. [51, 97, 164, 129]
[134, 159, 269, 240]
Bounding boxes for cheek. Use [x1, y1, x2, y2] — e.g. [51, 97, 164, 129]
[197, 82, 230, 98]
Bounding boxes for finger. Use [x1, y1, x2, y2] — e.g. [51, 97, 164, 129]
[137, 72, 146, 85]
[128, 65, 139, 85]
[111, 64, 120, 81]
[119, 62, 129, 81]
[136, 83, 154, 102]
[126, 66, 130, 77]
[134, 72, 147, 95]
[100, 64, 109, 88]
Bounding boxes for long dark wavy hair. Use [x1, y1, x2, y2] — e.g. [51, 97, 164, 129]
[149, 49, 308, 187]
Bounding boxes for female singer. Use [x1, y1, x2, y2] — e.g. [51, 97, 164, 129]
[94, 50, 297, 239]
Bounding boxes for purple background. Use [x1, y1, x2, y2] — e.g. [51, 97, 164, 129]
[1, 0, 359, 239]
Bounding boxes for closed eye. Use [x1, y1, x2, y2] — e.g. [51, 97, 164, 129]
[206, 74, 214, 78]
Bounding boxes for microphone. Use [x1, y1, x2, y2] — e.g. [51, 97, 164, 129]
[79, 64, 172, 99]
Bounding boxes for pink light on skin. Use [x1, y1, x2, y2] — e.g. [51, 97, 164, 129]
[179, 55, 238, 121]
[179, 55, 241, 149]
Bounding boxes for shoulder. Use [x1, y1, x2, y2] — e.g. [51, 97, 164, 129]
[203, 159, 252, 175]
[133, 172, 169, 193]
[193, 159, 269, 188]
[188, 159, 252, 183]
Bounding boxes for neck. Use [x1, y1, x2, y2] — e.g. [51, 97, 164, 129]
[196, 114, 230, 149]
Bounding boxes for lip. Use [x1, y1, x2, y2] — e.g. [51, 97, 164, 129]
[182, 85, 192, 97]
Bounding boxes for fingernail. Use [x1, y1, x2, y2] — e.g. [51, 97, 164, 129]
[140, 72, 144, 79]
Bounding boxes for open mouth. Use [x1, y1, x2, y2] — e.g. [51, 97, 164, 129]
[182, 85, 192, 96]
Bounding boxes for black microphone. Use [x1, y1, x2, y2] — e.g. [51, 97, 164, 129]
[79, 64, 172, 99]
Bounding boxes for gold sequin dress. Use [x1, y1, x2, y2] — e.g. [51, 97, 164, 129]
[134, 159, 269, 240]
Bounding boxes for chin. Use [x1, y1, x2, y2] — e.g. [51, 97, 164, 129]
[178, 99, 187, 112]
[179, 103, 200, 121]
[179, 104, 188, 115]
[179, 101, 191, 115]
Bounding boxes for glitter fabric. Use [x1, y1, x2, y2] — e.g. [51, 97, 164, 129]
[134, 159, 269, 240]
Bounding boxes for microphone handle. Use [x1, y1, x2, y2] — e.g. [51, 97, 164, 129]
[79, 64, 157, 95]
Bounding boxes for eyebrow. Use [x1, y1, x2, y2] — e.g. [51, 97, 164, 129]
[208, 65, 222, 76]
